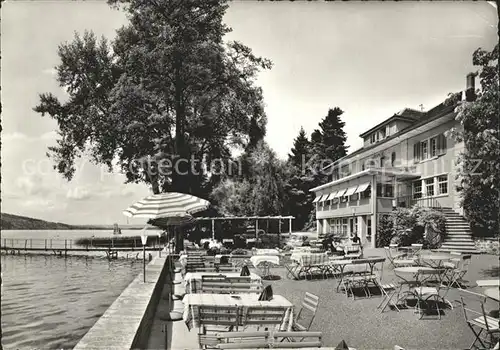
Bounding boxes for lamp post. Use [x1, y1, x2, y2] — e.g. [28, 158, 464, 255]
[141, 233, 148, 283]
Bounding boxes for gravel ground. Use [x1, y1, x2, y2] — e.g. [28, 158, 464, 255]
[250, 249, 499, 350]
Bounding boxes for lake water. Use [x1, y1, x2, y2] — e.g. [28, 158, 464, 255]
[1, 230, 148, 349]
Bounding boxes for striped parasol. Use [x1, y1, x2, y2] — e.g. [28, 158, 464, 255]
[123, 192, 210, 220]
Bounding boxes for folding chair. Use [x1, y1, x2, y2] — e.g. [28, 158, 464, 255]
[412, 269, 452, 320]
[377, 278, 401, 313]
[409, 243, 423, 259]
[384, 247, 416, 268]
[448, 254, 472, 288]
[291, 293, 319, 332]
[458, 289, 500, 350]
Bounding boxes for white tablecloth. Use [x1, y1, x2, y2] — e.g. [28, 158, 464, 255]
[184, 272, 261, 293]
[254, 249, 280, 256]
[182, 293, 293, 330]
[250, 255, 280, 268]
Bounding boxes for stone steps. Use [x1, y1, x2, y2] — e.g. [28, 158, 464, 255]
[440, 208, 478, 254]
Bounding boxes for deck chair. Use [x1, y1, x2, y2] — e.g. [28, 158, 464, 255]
[458, 289, 500, 350]
[292, 293, 319, 332]
[241, 306, 287, 331]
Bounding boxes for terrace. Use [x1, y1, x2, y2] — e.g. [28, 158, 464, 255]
[154, 246, 499, 350]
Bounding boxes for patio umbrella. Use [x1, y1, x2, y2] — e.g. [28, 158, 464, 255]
[123, 192, 210, 253]
[123, 192, 210, 219]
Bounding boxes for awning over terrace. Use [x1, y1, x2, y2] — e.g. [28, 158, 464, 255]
[313, 195, 324, 203]
[344, 186, 358, 197]
[333, 189, 347, 198]
[325, 191, 338, 201]
[354, 182, 370, 193]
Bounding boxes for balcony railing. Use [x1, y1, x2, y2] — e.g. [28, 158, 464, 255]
[395, 195, 442, 211]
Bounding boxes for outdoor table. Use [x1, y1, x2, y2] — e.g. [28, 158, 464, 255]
[419, 254, 452, 268]
[184, 272, 262, 293]
[330, 259, 354, 292]
[250, 255, 280, 279]
[254, 249, 280, 256]
[477, 280, 500, 287]
[288, 253, 330, 280]
[394, 266, 440, 309]
[182, 293, 294, 331]
[484, 288, 500, 301]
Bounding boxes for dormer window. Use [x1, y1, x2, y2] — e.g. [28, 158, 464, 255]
[380, 129, 386, 139]
[370, 134, 376, 143]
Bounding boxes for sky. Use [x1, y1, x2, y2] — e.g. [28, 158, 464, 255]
[1, 1, 498, 225]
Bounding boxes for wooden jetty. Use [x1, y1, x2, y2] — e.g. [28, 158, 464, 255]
[1, 238, 163, 260]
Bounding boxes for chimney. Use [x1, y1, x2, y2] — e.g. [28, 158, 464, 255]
[465, 72, 476, 102]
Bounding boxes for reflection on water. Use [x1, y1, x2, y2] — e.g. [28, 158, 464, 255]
[1, 254, 142, 349]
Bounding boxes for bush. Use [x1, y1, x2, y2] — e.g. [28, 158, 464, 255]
[376, 207, 446, 248]
[376, 215, 394, 248]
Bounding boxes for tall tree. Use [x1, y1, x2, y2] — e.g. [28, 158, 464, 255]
[288, 127, 310, 169]
[448, 44, 499, 237]
[313, 107, 348, 164]
[285, 127, 315, 230]
[211, 141, 288, 217]
[34, 0, 272, 196]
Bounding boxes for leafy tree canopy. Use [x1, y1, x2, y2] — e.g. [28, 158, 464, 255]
[34, 0, 272, 196]
[448, 44, 499, 236]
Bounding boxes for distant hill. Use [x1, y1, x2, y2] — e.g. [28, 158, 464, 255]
[1, 213, 74, 230]
[0, 213, 145, 230]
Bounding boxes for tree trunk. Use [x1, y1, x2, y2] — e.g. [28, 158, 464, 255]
[172, 54, 189, 194]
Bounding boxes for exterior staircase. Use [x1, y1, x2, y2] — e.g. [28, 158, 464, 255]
[439, 207, 478, 254]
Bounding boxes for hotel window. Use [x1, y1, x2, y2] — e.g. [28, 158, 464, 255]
[437, 134, 447, 155]
[332, 168, 339, 180]
[413, 181, 422, 199]
[425, 178, 435, 196]
[380, 129, 386, 139]
[342, 219, 348, 235]
[384, 184, 394, 197]
[438, 175, 448, 195]
[376, 183, 383, 197]
[430, 137, 437, 157]
[370, 134, 376, 143]
[380, 156, 386, 167]
[421, 140, 428, 160]
[413, 143, 421, 162]
[391, 152, 396, 166]
[367, 218, 372, 237]
[341, 164, 350, 177]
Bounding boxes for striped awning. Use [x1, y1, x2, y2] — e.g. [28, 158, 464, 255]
[344, 186, 358, 196]
[123, 192, 210, 219]
[333, 189, 347, 198]
[325, 191, 338, 201]
[313, 195, 324, 203]
[354, 182, 371, 193]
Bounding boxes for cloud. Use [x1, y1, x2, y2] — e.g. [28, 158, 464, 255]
[66, 187, 91, 200]
[16, 175, 49, 196]
[42, 67, 57, 76]
[2, 132, 29, 141]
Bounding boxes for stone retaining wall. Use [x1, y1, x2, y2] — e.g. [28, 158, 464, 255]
[74, 253, 171, 350]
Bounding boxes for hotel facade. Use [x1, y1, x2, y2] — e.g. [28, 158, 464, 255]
[310, 74, 476, 248]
